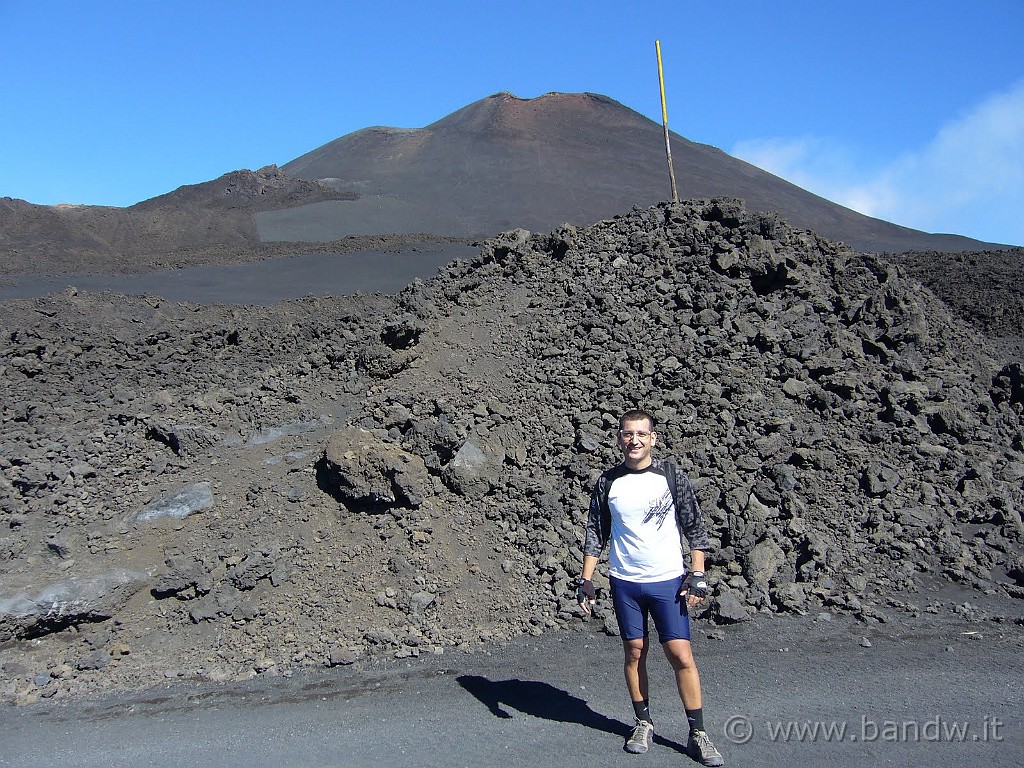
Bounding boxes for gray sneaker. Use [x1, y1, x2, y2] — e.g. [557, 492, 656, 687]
[686, 729, 724, 766]
[624, 717, 654, 754]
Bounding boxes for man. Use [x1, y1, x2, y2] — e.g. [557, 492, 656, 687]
[578, 409, 724, 766]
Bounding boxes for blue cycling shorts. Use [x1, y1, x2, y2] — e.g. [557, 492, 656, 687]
[610, 574, 691, 642]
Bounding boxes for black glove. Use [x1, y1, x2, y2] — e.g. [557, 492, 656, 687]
[576, 578, 596, 605]
[680, 571, 708, 600]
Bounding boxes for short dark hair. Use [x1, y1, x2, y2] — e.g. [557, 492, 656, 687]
[619, 409, 656, 431]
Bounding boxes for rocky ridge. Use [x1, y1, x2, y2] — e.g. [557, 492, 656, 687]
[0, 166, 356, 275]
[1, 199, 1022, 704]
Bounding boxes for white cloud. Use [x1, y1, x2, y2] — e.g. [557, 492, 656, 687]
[731, 80, 1024, 246]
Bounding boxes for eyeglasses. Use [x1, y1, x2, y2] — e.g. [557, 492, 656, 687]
[618, 430, 653, 441]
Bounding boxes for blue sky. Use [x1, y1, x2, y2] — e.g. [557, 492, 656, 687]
[2, 1, 1022, 245]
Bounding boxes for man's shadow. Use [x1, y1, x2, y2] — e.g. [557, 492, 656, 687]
[456, 675, 688, 754]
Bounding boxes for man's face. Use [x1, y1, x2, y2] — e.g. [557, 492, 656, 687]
[617, 418, 657, 468]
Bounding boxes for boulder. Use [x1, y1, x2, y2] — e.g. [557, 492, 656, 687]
[0, 570, 149, 641]
[318, 427, 430, 509]
[713, 589, 752, 623]
[861, 463, 901, 497]
[135, 482, 214, 523]
[744, 539, 788, 592]
[441, 434, 506, 499]
[146, 422, 222, 456]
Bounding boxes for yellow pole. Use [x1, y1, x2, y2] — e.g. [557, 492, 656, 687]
[655, 40, 679, 203]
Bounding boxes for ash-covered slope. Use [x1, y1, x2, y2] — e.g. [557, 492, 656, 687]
[276, 91, 1000, 254]
[888, 247, 1024, 361]
[1, 201, 1021, 703]
[0, 167, 351, 275]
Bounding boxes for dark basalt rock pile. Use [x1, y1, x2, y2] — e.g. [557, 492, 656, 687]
[364, 200, 1024, 613]
[1, 199, 1021, 703]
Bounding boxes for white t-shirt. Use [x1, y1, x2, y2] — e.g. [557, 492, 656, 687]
[607, 467, 686, 582]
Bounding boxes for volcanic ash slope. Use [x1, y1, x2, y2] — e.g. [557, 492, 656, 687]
[1, 199, 1021, 702]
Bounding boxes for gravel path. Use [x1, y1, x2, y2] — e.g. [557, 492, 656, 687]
[3, 602, 1022, 767]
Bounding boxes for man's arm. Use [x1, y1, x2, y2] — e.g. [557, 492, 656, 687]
[680, 547, 709, 607]
[674, 471, 712, 553]
[582, 476, 607, 559]
[578, 554, 599, 614]
[578, 477, 607, 614]
[690, 548, 706, 574]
